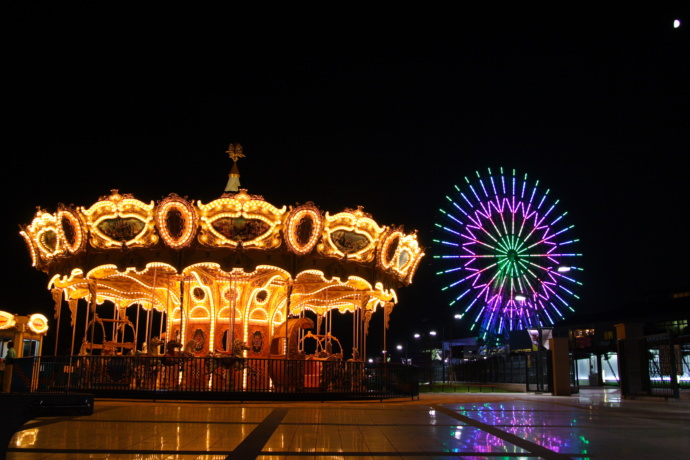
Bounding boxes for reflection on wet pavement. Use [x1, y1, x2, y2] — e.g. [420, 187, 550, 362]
[6, 388, 689, 459]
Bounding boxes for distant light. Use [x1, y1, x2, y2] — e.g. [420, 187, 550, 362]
[557, 266, 571, 273]
[396, 344, 403, 350]
[674, 19, 681, 28]
[429, 330, 437, 336]
[515, 294, 527, 302]
[414, 333, 421, 339]
[454, 314, 462, 320]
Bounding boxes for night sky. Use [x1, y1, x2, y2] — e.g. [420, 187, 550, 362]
[4, 7, 689, 350]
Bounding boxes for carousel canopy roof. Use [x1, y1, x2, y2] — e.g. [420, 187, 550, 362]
[20, 154, 424, 311]
[21, 189, 423, 284]
[20, 146, 424, 316]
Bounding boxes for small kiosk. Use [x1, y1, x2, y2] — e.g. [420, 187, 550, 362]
[0, 311, 49, 391]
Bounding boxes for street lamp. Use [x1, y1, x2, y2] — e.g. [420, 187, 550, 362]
[396, 343, 409, 364]
[516, 293, 547, 392]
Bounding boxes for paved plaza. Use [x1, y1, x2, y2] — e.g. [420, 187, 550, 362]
[4, 388, 689, 459]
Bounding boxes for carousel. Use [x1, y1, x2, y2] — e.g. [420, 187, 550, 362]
[19, 144, 424, 394]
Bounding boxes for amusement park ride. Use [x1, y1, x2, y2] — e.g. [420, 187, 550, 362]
[18, 144, 424, 393]
[434, 167, 583, 351]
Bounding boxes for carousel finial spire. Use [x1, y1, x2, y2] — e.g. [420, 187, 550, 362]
[224, 143, 245, 193]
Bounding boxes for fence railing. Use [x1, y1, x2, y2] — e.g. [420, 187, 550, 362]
[9, 355, 419, 401]
[618, 333, 685, 399]
[413, 351, 579, 394]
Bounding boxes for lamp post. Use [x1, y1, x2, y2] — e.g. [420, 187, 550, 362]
[448, 314, 462, 381]
[396, 343, 408, 364]
[517, 293, 546, 392]
[429, 330, 445, 382]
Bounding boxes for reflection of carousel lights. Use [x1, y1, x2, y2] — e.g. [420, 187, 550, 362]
[21, 155, 424, 361]
[13, 428, 38, 447]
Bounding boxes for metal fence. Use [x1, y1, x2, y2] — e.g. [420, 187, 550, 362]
[418, 354, 531, 389]
[10, 355, 419, 401]
[618, 333, 686, 399]
[416, 351, 579, 394]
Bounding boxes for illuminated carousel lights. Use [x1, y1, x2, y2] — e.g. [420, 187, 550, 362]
[324, 208, 384, 232]
[374, 281, 398, 298]
[20, 231, 40, 267]
[90, 218, 158, 249]
[81, 197, 155, 219]
[23, 197, 424, 283]
[217, 306, 242, 319]
[95, 290, 158, 307]
[222, 287, 239, 302]
[0, 311, 17, 329]
[378, 229, 404, 270]
[85, 265, 119, 278]
[293, 281, 357, 294]
[49, 270, 89, 288]
[245, 265, 292, 280]
[251, 289, 269, 304]
[197, 196, 285, 219]
[189, 306, 211, 319]
[81, 195, 157, 248]
[248, 307, 269, 320]
[404, 253, 424, 285]
[156, 195, 198, 249]
[298, 303, 355, 314]
[284, 205, 324, 255]
[114, 272, 163, 290]
[344, 275, 377, 290]
[28, 313, 50, 334]
[201, 220, 282, 249]
[25, 211, 64, 259]
[57, 206, 86, 254]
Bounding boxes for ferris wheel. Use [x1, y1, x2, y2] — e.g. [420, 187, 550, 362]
[434, 167, 583, 341]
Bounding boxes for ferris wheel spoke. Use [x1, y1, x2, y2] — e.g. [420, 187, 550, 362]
[436, 168, 582, 341]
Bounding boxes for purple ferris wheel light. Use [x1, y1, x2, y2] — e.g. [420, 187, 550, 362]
[433, 167, 583, 340]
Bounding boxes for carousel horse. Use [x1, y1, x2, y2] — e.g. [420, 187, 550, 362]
[155, 339, 184, 389]
[160, 340, 183, 366]
[132, 336, 164, 388]
[205, 339, 256, 378]
[181, 340, 197, 357]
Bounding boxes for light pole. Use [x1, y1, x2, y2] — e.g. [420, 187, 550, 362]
[448, 314, 462, 381]
[396, 343, 408, 364]
[429, 330, 445, 382]
[517, 293, 546, 392]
